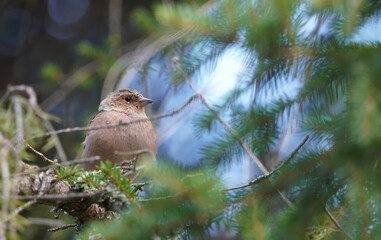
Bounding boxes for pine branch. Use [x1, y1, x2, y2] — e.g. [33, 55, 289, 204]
[324, 206, 353, 240]
[224, 135, 309, 191]
[173, 63, 354, 237]
[15, 167, 115, 221]
[173, 58, 268, 174]
[11, 156, 100, 178]
[101, 162, 135, 202]
[173, 58, 294, 206]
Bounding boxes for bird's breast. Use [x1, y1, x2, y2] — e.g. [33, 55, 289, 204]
[81, 110, 157, 170]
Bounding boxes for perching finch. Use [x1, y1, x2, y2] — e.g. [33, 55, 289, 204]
[81, 88, 157, 170]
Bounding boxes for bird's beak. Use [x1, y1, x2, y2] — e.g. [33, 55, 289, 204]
[138, 97, 153, 107]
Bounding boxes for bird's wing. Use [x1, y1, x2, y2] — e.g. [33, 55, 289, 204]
[82, 112, 99, 149]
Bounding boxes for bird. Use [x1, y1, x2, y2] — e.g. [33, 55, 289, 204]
[80, 88, 157, 170]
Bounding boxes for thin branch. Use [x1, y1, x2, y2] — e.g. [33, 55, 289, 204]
[6, 200, 37, 222]
[27, 218, 63, 227]
[0, 134, 11, 240]
[39, 116, 68, 162]
[274, 135, 309, 171]
[37, 172, 48, 196]
[224, 173, 272, 192]
[27, 94, 200, 140]
[41, 62, 100, 111]
[13, 96, 24, 176]
[138, 194, 178, 202]
[47, 223, 77, 232]
[1, 85, 67, 162]
[0, 85, 36, 105]
[108, 0, 122, 40]
[11, 156, 101, 178]
[13, 96, 24, 146]
[26, 143, 59, 165]
[12, 191, 99, 201]
[173, 59, 295, 207]
[173, 58, 268, 174]
[114, 148, 156, 160]
[324, 206, 353, 240]
[55, 156, 100, 167]
[224, 136, 309, 191]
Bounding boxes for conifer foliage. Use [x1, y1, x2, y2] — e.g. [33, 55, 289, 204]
[1, 0, 381, 239]
[89, 0, 380, 239]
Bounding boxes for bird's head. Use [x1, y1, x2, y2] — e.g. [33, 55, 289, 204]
[99, 88, 153, 114]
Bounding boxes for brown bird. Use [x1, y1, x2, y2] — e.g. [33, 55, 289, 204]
[81, 88, 157, 170]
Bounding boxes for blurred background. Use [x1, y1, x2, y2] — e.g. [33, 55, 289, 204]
[0, 2, 255, 236]
[0, 0, 220, 167]
[0, 0, 264, 186]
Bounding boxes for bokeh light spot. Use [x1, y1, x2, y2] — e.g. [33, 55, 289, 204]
[48, 0, 89, 25]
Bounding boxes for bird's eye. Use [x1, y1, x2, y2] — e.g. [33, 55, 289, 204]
[124, 96, 131, 102]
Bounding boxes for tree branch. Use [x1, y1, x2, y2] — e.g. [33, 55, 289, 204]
[173, 58, 294, 206]
[324, 206, 353, 240]
[27, 94, 200, 140]
[15, 167, 116, 221]
[1, 85, 68, 162]
[224, 136, 309, 191]
[26, 143, 58, 165]
[0, 133, 11, 240]
[47, 223, 77, 233]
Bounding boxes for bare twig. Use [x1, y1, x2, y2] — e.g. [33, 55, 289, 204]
[13, 96, 24, 176]
[1, 85, 67, 162]
[6, 200, 37, 222]
[138, 194, 178, 202]
[173, 59, 269, 174]
[130, 170, 142, 182]
[11, 157, 100, 178]
[0, 134, 11, 240]
[47, 223, 77, 232]
[109, 0, 122, 40]
[37, 172, 48, 196]
[55, 156, 100, 167]
[27, 218, 63, 227]
[173, 59, 295, 207]
[41, 62, 100, 111]
[28, 94, 200, 140]
[0, 85, 36, 105]
[13, 96, 24, 146]
[39, 117, 68, 162]
[12, 191, 99, 201]
[324, 206, 353, 240]
[223, 173, 271, 192]
[26, 143, 59, 166]
[274, 135, 309, 171]
[224, 136, 309, 191]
